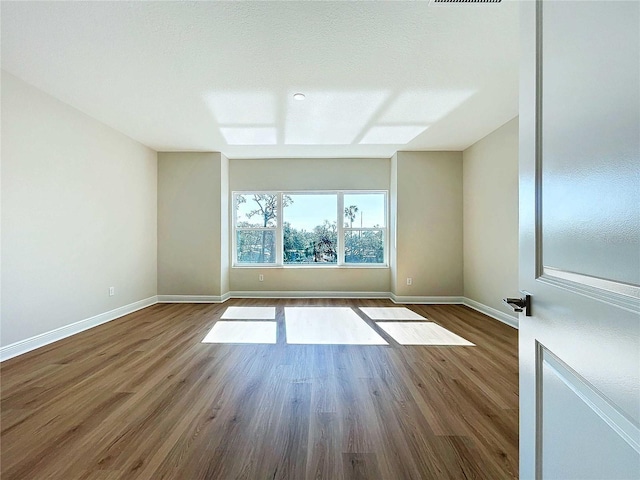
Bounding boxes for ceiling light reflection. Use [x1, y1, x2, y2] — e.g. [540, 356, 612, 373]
[359, 125, 429, 145]
[285, 90, 388, 145]
[220, 127, 277, 145]
[379, 89, 476, 124]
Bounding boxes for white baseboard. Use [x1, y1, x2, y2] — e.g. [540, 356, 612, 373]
[161, 292, 464, 304]
[390, 294, 464, 304]
[463, 297, 518, 329]
[1, 293, 517, 362]
[157, 293, 231, 303]
[0, 296, 158, 362]
[229, 290, 391, 299]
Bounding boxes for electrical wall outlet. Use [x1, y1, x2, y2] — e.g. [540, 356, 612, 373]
[406, 277, 412, 286]
[109, 286, 115, 296]
[259, 274, 264, 282]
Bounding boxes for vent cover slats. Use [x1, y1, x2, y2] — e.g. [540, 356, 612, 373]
[431, 0, 502, 3]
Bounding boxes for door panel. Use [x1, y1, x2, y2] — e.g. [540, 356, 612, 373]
[540, 345, 640, 480]
[541, 0, 640, 287]
[520, 1, 640, 479]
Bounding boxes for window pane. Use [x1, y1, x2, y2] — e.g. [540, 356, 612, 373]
[343, 193, 385, 228]
[236, 194, 278, 228]
[236, 230, 276, 264]
[345, 230, 384, 264]
[283, 194, 337, 264]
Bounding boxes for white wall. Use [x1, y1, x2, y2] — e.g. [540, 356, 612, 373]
[157, 152, 229, 297]
[1, 71, 157, 347]
[463, 117, 519, 320]
[392, 152, 464, 298]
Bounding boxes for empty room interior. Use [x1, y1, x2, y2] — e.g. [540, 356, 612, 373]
[2, 1, 638, 480]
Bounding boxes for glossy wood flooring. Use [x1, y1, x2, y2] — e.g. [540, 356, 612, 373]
[1, 299, 519, 479]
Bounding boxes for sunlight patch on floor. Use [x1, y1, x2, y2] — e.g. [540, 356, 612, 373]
[359, 307, 426, 321]
[202, 321, 277, 344]
[221, 306, 276, 320]
[285, 307, 388, 345]
[376, 322, 475, 346]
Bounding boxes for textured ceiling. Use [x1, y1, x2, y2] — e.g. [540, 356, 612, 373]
[1, 1, 519, 158]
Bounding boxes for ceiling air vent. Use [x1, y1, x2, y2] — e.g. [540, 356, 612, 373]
[430, 0, 501, 3]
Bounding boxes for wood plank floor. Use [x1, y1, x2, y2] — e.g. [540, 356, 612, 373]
[1, 299, 519, 479]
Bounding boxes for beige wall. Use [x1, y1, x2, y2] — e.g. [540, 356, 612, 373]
[169, 155, 466, 296]
[157, 152, 228, 296]
[230, 158, 390, 191]
[1, 71, 157, 347]
[220, 154, 230, 295]
[393, 152, 464, 298]
[231, 268, 389, 294]
[229, 158, 391, 293]
[389, 153, 399, 294]
[463, 117, 519, 318]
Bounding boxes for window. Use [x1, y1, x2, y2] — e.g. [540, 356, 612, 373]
[235, 194, 278, 264]
[343, 193, 386, 264]
[284, 193, 337, 264]
[233, 191, 387, 267]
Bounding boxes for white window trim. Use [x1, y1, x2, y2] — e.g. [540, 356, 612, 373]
[233, 191, 279, 265]
[232, 190, 388, 268]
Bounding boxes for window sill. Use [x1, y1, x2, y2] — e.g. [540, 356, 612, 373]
[232, 264, 389, 269]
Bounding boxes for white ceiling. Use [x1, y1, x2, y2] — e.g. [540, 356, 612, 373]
[1, 1, 519, 159]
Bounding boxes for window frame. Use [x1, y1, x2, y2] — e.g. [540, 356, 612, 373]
[233, 192, 280, 266]
[232, 190, 388, 268]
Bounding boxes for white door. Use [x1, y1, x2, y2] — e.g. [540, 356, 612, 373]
[519, 1, 640, 479]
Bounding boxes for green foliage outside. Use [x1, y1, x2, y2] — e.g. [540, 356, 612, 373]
[236, 194, 384, 264]
[283, 220, 337, 264]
